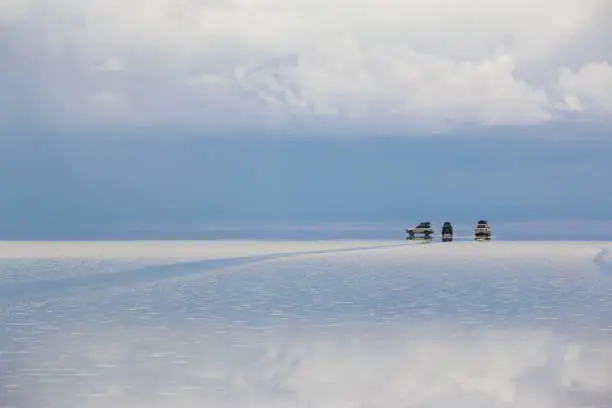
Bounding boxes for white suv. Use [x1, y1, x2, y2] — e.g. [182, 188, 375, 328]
[407, 221, 433, 238]
[474, 220, 492, 239]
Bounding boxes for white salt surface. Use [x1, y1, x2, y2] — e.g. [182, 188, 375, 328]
[0, 240, 395, 260]
[1, 240, 611, 408]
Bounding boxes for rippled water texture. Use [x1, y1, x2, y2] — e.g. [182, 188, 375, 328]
[1, 240, 611, 407]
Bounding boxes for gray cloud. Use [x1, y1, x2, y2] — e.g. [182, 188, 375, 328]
[1, 0, 611, 134]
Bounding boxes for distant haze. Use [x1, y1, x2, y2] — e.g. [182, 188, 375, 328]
[1, 134, 612, 239]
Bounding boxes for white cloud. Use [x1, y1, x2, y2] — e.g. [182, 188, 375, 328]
[23, 322, 612, 408]
[557, 62, 612, 114]
[0, 0, 31, 23]
[0, 0, 610, 134]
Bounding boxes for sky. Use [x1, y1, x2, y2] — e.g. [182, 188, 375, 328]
[1, 0, 611, 238]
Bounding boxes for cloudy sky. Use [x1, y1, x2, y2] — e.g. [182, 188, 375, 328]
[1, 0, 611, 238]
[2, 0, 611, 132]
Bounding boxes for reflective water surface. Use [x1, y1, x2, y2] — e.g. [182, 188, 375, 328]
[1, 240, 611, 407]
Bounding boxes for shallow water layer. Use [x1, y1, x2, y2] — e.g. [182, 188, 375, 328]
[1, 240, 611, 408]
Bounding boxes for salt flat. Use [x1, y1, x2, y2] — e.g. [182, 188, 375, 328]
[1, 240, 611, 408]
[0, 240, 396, 260]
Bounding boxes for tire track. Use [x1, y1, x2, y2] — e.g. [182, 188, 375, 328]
[0, 242, 407, 301]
